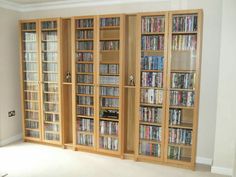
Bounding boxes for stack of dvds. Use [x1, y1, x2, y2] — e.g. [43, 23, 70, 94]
[141, 35, 164, 50]
[170, 91, 194, 107]
[100, 18, 120, 27]
[172, 15, 197, 32]
[139, 142, 161, 157]
[100, 121, 118, 135]
[139, 125, 162, 142]
[140, 107, 162, 123]
[171, 73, 194, 89]
[140, 89, 163, 105]
[141, 56, 164, 70]
[141, 16, 165, 33]
[169, 128, 192, 145]
[141, 72, 163, 87]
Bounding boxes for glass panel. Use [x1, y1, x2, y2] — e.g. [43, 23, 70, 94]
[75, 18, 95, 147]
[22, 22, 40, 139]
[99, 17, 120, 151]
[41, 20, 60, 142]
[167, 14, 198, 162]
[139, 15, 166, 158]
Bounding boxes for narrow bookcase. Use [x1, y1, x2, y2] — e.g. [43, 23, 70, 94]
[39, 18, 63, 145]
[165, 10, 202, 168]
[97, 14, 125, 156]
[135, 12, 169, 162]
[20, 20, 42, 142]
[72, 16, 98, 151]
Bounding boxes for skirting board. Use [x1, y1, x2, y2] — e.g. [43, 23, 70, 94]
[196, 157, 213, 165]
[0, 133, 22, 146]
[211, 166, 233, 176]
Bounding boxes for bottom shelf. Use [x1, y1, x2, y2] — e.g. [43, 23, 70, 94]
[167, 145, 192, 163]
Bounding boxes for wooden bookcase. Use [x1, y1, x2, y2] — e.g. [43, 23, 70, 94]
[72, 16, 98, 151]
[20, 20, 42, 142]
[20, 18, 71, 146]
[20, 9, 202, 169]
[97, 14, 125, 156]
[135, 12, 169, 162]
[39, 18, 62, 145]
[165, 10, 203, 169]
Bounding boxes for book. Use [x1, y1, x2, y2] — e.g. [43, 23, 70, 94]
[141, 72, 163, 88]
[78, 118, 94, 132]
[141, 35, 164, 50]
[100, 120, 118, 135]
[26, 130, 39, 138]
[76, 19, 93, 28]
[171, 73, 195, 89]
[41, 21, 57, 29]
[172, 15, 197, 32]
[77, 133, 93, 146]
[141, 16, 165, 33]
[101, 98, 119, 108]
[76, 52, 93, 61]
[100, 64, 119, 75]
[77, 41, 93, 50]
[44, 123, 59, 132]
[22, 22, 36, 30]
[25, 120, 39, 129]
[169, 109, 182, 125]
[77, 74, 93, 84]
[170, 91, 194, 107]
[100, 18, 120, 27]
[140, 106, 162, 123]
[77, 85, 94, 95]
[100, 86, 119, 96]
[77, 96, 94, 105]
[169, 128, 192, 145]
[139, 125, 162, 141]
[100, 41, 119, 50]
[141, 56, 164, 71]
[100, 76, 119, 85]
[77, 30, 93, 39]
[77, 107, 94, 116]
[139, 141, 161, 157]
[168, 146, 182, 160]
[99, 137, 118, 151]
[172, 35, 197, 51]
[140, 88, 163, 105]
[78, 64, 93, 73]
[45, 132, 60, 141]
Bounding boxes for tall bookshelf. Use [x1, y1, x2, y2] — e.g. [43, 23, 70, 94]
[97, 15, 125, 155]
[165, 10, 202, 168]
[39, 19, 62, 144]
[20, 20, 41, 141]
[135, 12, 169, 162]
[73, 16, 97, 150]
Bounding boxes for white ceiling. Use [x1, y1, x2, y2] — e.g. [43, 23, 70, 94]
[0, 0, 167, 12]
[7, 0, 64, 4]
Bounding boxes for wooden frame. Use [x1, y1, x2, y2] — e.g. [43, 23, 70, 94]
[135, 11, 169, 162]
[39, 18, 63, 145]
[20, 9, 203, 169]
[72, 15, 98, 152]
[164, 9, 203, 169]
[20, 19, 42, 142]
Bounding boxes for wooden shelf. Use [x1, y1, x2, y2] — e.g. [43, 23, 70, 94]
[168, 143, 192, 149]
[100, 95, 119, 98]
[76, 39, 94, 41]
[169, 105, 195, 109]
[100, 117, 119, 122]
[100, 134, 118, 138]
[139, 121, 162, 127]
[77, 104, 94, 108]
[140, 103, 163, 107]
[172, 31, 197, 35]
[169, 123, 193, 130]
[76, 27, 94, 30]
[77, 115, 94, 119]
[141, 32, 165, 35]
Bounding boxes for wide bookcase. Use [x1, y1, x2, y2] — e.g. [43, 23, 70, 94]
[20, 9, 202, 169]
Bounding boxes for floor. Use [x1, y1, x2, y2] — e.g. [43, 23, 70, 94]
[0, 142, 228, 177]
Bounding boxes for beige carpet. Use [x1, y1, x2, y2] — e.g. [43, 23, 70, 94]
[0, 142, 228, 177]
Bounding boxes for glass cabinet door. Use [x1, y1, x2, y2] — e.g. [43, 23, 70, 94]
[138, 13, 167, 159]
[75, 17, 95, 148]
[167, 12, 199, 163]
[21, 21, 41, 140]
[98, 16, 121, 152]
[40, 20, 61, 143]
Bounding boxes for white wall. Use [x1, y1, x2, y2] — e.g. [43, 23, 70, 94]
[0, 7, 22, 146]
[20, 0, 222, 163]
[211, 0, 236, 176]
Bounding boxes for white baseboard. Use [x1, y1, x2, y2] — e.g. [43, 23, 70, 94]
[0, 133, 22, 146]
[211, 166, 233, 176]
[196, 156, 213, 165]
